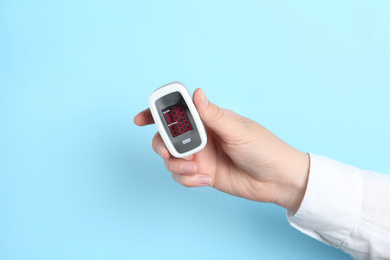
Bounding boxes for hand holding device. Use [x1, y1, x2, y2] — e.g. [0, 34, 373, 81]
[134, 86, 310, 213]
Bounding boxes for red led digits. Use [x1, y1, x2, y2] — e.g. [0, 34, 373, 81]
[162, 103, 193, 137]
[165, 113, 173, 124]
[178, 107, 186, 118]
[183, 119, 191, 131]
[169, 124, 179, 136]
[171, 110, 180, 122]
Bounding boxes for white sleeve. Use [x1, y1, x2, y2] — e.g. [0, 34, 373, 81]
[287, 153, 390, 260]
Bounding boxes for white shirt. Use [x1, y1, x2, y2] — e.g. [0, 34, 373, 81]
[287, 153, 390, 260]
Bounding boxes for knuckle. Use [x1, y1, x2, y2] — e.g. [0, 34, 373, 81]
[181, 179, 192, 188]
[151, 133, 160, 149]
[165, 159, 181, 173]
[171, 172, 193, 187]
[164, 159, 173, 171]
[207, 105, 224, 123]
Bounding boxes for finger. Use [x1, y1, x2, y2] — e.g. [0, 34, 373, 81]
[193, 88, 247, 140]
[151, 132, 171, 159]
[164, 158, 198, 175]
[151, 132, 194, 160]
[171, 172, 211, 187]
[133, 108, 154, 126]
[182, 154, 194, 161]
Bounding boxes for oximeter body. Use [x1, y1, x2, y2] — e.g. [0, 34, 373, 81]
[149, 82, 207, 158]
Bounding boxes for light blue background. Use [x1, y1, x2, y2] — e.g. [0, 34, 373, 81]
[1, 1, 389, 259]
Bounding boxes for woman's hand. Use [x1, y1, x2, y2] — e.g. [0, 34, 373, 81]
[134, 88, 310, 213]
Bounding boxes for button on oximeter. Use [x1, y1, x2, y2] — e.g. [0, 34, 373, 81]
[182, 138, 191, 144]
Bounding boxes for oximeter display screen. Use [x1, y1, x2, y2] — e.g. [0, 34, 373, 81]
[162, 102, 193, 137]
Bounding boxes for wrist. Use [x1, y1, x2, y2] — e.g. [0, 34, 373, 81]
[274, 150, 310, 213]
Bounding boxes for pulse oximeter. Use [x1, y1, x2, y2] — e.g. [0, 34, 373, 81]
[149, 82, 207, 158]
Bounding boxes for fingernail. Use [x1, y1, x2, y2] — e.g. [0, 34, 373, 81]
[182, 162, 197, 174]
[199, 88, 208, 107]
[157, 144, 164, 157]
[198, 175, 211, 185]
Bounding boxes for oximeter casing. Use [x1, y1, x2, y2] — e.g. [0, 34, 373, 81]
[149, 82, 207, 158]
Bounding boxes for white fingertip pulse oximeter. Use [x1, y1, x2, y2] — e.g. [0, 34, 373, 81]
[149, 82, 207, 158]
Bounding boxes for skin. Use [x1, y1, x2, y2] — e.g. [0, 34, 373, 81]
[134, 88, 310, 213]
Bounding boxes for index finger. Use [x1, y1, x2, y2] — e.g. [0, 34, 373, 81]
[133, 108, 155, 126]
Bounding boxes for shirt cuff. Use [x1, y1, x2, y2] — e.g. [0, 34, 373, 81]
[287, 153, 364, 247]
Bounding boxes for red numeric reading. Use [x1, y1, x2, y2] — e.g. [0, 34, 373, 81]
[162, 103, 193, 137]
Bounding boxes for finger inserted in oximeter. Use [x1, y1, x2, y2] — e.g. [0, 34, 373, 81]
[149, 82, 207, 158]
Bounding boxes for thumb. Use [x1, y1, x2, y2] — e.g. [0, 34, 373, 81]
[193, 88, 246, 140]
